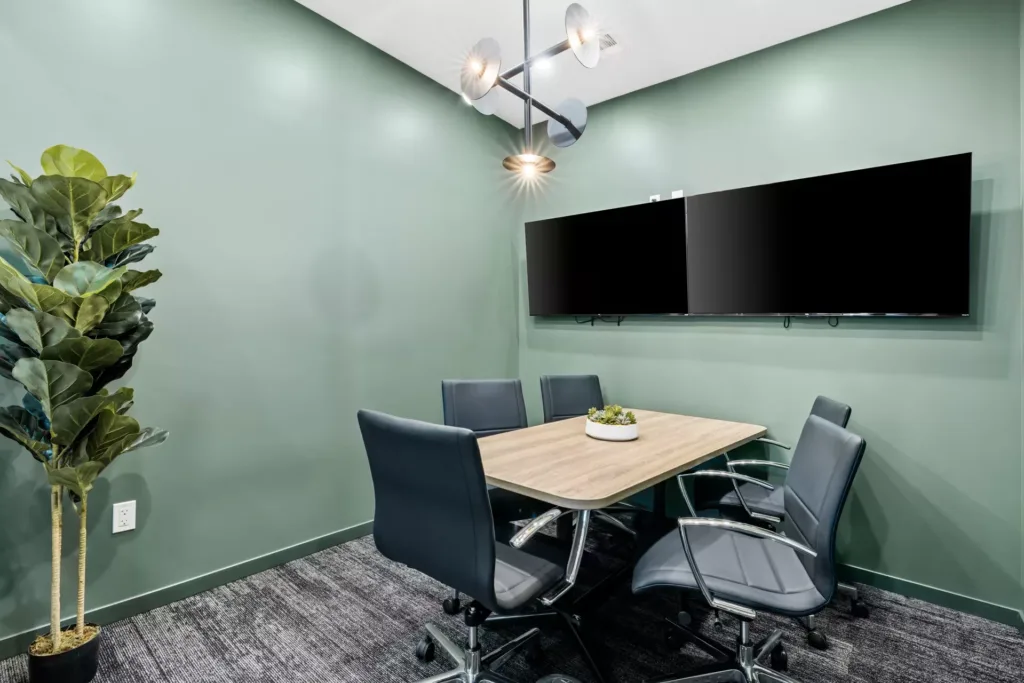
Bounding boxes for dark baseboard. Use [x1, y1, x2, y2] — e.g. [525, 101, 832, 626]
[0, 520, 374, 661]
[839, 563, 1024, 632]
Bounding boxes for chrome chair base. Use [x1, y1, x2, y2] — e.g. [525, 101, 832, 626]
[413, 622, 539, 683]
[649, 620, 802, 683]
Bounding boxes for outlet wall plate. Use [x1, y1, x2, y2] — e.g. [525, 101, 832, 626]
[671, 190, 685, 199]
[113, 500, 137, 533]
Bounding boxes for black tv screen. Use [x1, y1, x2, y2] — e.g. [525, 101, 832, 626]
[685, 153, 972, 316]
[525, 201, 687, 315]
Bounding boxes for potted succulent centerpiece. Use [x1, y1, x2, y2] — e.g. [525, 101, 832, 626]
[585, 405, 638, 442]
[0, 145, 168, 683]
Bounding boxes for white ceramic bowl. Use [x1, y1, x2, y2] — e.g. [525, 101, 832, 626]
[585, 419, 639, 442]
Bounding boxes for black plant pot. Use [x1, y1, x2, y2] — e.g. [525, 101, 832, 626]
[28, 625, 100, 683]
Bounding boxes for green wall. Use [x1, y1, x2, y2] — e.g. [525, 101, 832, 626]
[517, 0, 1024, 614]
[0, 0, 519, 642]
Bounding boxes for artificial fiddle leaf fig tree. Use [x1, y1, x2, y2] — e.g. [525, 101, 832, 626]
[0, 145, 167, 677]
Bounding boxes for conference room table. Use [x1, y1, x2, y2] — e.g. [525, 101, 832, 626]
[477, 409, 766, 677]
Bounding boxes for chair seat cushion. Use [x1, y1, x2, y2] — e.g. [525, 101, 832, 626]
[488, 488, 552, 524]
[494, 544, 564, 611]
[717, 483, 786, 519]
[632, 526, 826, 617]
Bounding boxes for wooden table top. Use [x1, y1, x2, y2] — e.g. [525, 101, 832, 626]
[478, 410, 766, 510]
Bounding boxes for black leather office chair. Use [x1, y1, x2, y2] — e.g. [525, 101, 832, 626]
[357, 410, 591, 683]
[711, 396, 866, 648]
[539, 375, 604, 424]
[632, 415, 866, 683]
[441, 380, 554, 614]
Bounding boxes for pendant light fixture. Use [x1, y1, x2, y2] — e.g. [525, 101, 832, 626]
[461, 1, 601, 176]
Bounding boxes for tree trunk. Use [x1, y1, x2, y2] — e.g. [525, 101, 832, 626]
[50, 485, 62, 652]
[76, 495, 87, 637]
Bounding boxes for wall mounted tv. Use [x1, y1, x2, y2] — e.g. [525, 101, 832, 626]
[525, 153, 972, 318]
[525, 201, 688, 316]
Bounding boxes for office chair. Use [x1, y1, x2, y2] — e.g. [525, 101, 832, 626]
[539, 375, 604, 424]
[538, 374, 638, 538]
[357, 410, 598, 683]
[441, 380, 554, 614]
[711, 396, 865, 649]
[632, 415, 866, 683]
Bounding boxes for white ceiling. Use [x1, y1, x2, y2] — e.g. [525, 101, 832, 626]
[296, 0, 910, 128]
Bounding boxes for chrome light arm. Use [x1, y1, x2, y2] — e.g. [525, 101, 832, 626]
[676, 470, 776, 523]
[756, 437, 791, 450]
[676, 517, 816, 621]
[509, 507, 572, 548]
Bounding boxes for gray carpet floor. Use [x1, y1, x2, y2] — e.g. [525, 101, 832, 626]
[1, 531, 1022, 683]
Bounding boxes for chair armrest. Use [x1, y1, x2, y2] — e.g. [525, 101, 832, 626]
[727, 459, 790, 471]
[676, 470, 774, 518]
[675, 517, 816, 621]
[509, 507, 571, 549]
[756, 437, 791, 450]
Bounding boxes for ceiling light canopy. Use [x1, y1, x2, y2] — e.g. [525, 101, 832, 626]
[462, 1, 601, 177]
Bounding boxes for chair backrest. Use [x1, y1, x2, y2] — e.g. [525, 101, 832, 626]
[442, 379, 528, 437]
[540, 375, 604, 423]
[810, 395, 852, 428]
[357, 410, 499, 611]
[781, 415, 866, 601]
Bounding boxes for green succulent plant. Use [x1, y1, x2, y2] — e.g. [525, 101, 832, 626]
[0, 145, 167, 655]
[587, 404, 637, 425]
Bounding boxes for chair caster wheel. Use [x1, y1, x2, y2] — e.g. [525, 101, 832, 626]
[415, 636, 435, 662]
[851, 600, 870, 619]
[807, 629, 828, 650]
[770, 644, 788, 672]
[443, 597, 461, 615]
[676, 610, 692, 627]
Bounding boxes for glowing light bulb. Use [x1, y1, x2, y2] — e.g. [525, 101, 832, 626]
[520, 162, 537, 178]
[519, 154, 540, 164]
[469, 59, 484, 75]
[581, 26, 597, 41]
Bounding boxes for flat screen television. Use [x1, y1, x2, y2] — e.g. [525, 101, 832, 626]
[685, 153, 972, 316]
[525, 201, 687, 316]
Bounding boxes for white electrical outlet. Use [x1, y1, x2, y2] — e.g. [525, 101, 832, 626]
[671, 190, 685, 199]
[112, 501, 136, 533]
[649, 194, 661, 203]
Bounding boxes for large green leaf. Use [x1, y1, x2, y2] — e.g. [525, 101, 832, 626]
[99, 175, 134, 203]
[123, 426, 168, 454]
[7, 161, 33, 186]
[86, 410, 140, 466]
[0, 405, 50, 461]
[108, 244, 154, 267]
[46, 461, 105, 497]
[5, 308, 80, 353]
[91, 293, 141, 336]
[0, 219, 64, 283]
[121, 269, 161, 292]
[0, 344, 33, 380]
[73, 295, 109, 334]
[0, 179, 62, 243]
[41, 336, 122, 372]
[50, 387, 133, 446]
[40, 146, 107, 181]
[53, 262, 126, 297]
[12, 358, 93, 419]
[30, 175, 108, 244]
[82, 217, 158, 264]
[88, 204, 122, 234]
